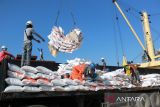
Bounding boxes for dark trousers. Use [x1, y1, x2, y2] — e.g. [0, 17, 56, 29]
[21, 42, 32, 66]
[0, 59, 8, 92]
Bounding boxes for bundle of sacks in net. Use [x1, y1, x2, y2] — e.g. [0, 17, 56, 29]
[48, 26, 83, 56]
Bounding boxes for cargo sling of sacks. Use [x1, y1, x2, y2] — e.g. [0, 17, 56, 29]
[48, 10, 83, 57]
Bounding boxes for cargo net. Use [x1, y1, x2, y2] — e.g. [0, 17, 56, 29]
[48, 26, 83, 56]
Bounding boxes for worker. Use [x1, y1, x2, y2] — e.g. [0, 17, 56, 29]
[21, 20, 45, 66]
[124, 64, 141, 85]
[37, 48, 44, 60]
[101, 58, 107, 71]
[0, 46, 15, 63]
[70, 63, 97, 82]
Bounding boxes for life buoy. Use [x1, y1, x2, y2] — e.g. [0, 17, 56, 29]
[136, 93, 151, 107]
[150, 93, 160, 107]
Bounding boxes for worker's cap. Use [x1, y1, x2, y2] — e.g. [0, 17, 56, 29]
[1, 45, 7, 50]
[101, 58, 104, 60]
[101, 58, 105, 61]
[89, 63, 96, 69]
[26, 20, 33, 25]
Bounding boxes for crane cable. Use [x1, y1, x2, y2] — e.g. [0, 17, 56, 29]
[150, 25, 160, 43]
[119, 0, 140, 14]
[117, 1, 143, 62]
[115, 7, 125, 57]
[54, 10, 60, 26]
[150, 13, 160, 16]
[113, 6, 120, 66]
[70, 12, 77, 28]
[54, 0, 77, 28]
[67, 0, 78, 28]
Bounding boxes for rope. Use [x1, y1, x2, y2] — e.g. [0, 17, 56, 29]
[118, 0, 141, 22]
[119, 1, 140, 14]
[54, 10, 60, 26]
[150, 13, 160, 16]
[132, 51, 143, 62]
[115, 8, 125, 56]
[126, 9, 141, 21]
[54, 0, 64, 26]
[70, 12, 77, 28]
[67, 0, 78, 28]
[150, 25, 160, 43]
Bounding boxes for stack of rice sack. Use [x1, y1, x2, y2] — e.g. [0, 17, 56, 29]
[4, 64, 60, 92]
[140, 74, 160, 87]
[4, 63, 91, 92]
[48, 26, 83, 56]
[4, 58, 160, 92]
[57, 58, 91, 75]
[99, 69, 160, 88]
[99, 69, 135, 88]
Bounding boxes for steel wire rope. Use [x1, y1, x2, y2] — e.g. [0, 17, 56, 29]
[112, 5, 120, 66]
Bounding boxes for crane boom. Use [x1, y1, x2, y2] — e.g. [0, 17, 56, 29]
[113, 0, 146, 51]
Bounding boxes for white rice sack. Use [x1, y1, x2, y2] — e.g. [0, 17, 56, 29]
[51, 79, 67, 86]
[89, 86, 96, 91]
[39, 86, 52, 91]
[62, 78, 78, 86]
[68, 85, 89, 91]
[100, 68, 124, 80]
[142, 77, 157, 82]
[5, 78, 24, 86]
[73, 79, 83, 85]
[103, 80, 112, 86]
[8, 63, 25, 73]
[37, 79, 52, 86]
[141, 74, 160, 79]
[141, 80, 154, 87]
[109, 80, 122, 86]
[64, 86, 78, 91]
[25, 72, 38, 79]
[36, 66, 54, 75]
[22, 79, 38, 86]
[23, 86, 41, 92]
[83, 81, 98, 87]
[21, 66, 38, 74]
[52, 86, 65, 91]
[63, 65, 72, 70]
[126, 84, 136, 88]
[4, 86, 23, 92]
[51, 72, 59, 76]
[36, 73, 56, 80]
[8, 70, 25, 79]
[63, 87, 71, 91]
[77, 85, 90, 91]
[95, 86, 106, 91]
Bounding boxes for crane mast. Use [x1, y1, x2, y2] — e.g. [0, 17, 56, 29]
[141, 12, 155, 61]
[113, 0, 160, 69]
